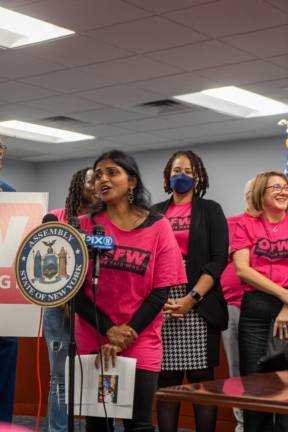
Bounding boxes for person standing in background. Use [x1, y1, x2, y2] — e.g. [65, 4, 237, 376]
[221, 178, 258, 432]
[232, 171, 288, 432]
[0, 138, 18, 423]
[43, 167, 97, 432]
[154, 150, 228, 432]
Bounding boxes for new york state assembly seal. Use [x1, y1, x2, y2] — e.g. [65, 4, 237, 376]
[16, 222, 88, 307]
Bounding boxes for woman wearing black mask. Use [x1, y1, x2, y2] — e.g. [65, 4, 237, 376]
[153, 150, 228, 432]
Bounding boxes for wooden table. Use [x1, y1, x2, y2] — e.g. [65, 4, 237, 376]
[156, 371, 288, 414]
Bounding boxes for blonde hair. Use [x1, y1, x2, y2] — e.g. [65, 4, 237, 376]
[243, 177, 256, 211]
[252, 171, 288, 211]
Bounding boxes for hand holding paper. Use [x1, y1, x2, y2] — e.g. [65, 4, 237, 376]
[95, 343, 122, 370]
[107, 324, 138, 350]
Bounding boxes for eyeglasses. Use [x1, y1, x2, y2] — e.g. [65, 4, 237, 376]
[265, 183, 288, 193]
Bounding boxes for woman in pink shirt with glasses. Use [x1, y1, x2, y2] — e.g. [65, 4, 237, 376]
[232, 171, 288, 432]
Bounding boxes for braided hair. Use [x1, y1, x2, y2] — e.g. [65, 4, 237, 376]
[64, 167, 92, 220]
[163, 150, 209, 197]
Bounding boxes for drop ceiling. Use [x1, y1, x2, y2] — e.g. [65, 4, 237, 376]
[0, 0, 287, 162]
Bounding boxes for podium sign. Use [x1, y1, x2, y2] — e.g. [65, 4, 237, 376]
[16, 222, 88, 307]
[0, 192, 48, 336]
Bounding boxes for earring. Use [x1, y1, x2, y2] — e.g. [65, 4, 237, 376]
[128, 188, 134, 204]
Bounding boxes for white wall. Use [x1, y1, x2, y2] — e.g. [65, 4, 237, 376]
[9, 135, 287, 216]
[0, 159, 36, 192]
[135, 135, 287, 216]
[34, 157, 94, 211]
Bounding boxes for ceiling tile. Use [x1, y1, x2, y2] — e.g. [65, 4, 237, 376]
[22, 35, 132, 67]
[0, 81, 58, 103]
[124, 0, 217, 13]
[164, 110, 232, 127]
[25, 95, 105, 114]
[0, 0, 41, 6]
[154, 116, 280, 140]
[197, 60, 288, 85]
[108, 132, 167, 145]
[79, 56, 184, 83]
[264, 0, 288, 12]
[21, 69, 116, 93]
[71, 107, 152, 124]
[147, 40, 254, 71]
[0, 0, 286, 161]
[77, 84, 162, 107]
[165, 0, 288, 37]
[75, 124, 133, 138]
[0, 103, 53, 121]
[246, 78, 288, 101]
[268, 55, 288, 69]
[112, 116, 182, 132]
[18, 0, 152, 32]
[86, 16, 207, 54]
[223, 26, 288, 58]
[0, 50, 64, 80]
[133, 72, 218, 96]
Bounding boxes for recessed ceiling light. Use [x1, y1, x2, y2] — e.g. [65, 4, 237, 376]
[174, 86, 288, 118]
[0, 6, 74, 48]
[0, 121, 95, 143]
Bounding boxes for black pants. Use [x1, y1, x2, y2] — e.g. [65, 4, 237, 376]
[239, 291, 288, 432]
[86, 368, 158, 432]
[157, 368, 217, 432]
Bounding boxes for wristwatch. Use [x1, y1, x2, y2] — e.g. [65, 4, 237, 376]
[189, 289, 202, 303]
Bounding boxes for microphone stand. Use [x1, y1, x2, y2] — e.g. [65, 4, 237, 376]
[66, 222, 107, 432]
[67, 217, 82, 432]
[68, 297, 76, 432]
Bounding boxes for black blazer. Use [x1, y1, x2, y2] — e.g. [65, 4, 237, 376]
[153, 195, 229, 365]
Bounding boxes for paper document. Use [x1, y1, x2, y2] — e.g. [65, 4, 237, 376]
[65, 354, 136, 418]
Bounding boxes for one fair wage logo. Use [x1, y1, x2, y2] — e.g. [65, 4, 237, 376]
[0, 216, 28, 290]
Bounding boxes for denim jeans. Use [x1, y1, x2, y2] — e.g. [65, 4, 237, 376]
[222, 305, 243, 432]
[239, 291, 288, 432]
[43, 307, 70, 432]
[0, 336, 18, 422]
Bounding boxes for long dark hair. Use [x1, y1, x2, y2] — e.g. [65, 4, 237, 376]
[64, 167, 92, 220]
[163, 150, 209, 197]
[93, 150, 151, 212]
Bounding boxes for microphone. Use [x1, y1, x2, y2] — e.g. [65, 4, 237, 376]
[68, 216, 80, 230]
[69, 217, 114, 250]
[86, 225, 114, 250]
[42, 213, 59, 223]
[93, 224, 104, 236]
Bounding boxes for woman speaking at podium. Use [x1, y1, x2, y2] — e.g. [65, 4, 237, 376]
[43, 167, 97, 432]
[77, 150, 187, 432]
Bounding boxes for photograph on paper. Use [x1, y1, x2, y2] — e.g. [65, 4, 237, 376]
[98, 374, 119, 404]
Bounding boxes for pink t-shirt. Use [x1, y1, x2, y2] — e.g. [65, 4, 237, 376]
[50, 207, 67, 223]
[165, 201, 192, 256]
[231, 213, 288, 292]
[76, 211, 187, 371]
[221, 214, 245, 307]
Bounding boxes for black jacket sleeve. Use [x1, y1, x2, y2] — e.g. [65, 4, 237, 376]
[128, 287, 169, 334]
[74, 289, 114, 336]
[202, 200, 228, 280]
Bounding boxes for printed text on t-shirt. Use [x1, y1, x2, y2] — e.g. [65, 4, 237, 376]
[168, 216, 190, 231]
[255, 237, 288, 259]
[101, 246, 151, 275]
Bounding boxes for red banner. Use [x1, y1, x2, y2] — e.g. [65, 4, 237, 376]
[0, 192, 48, 336]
